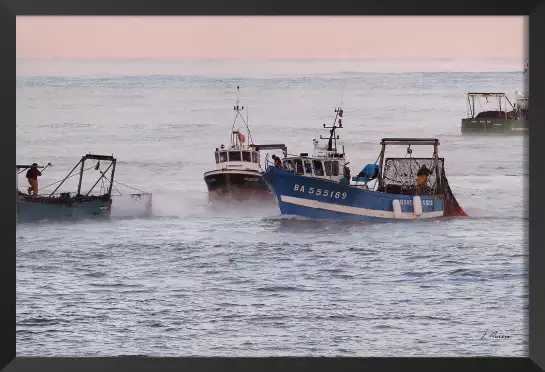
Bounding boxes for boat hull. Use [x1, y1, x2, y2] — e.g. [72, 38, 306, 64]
[461, 118, 528, 134]
[16, 194, 112, 222]
[203, 169, 273, 202]
[262, 166, 445, 222]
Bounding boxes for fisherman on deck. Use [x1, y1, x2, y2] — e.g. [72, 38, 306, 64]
[272, 155, 283, 168]
[26, 163, 42, 197]
[344, 165, 351, 181]
[416, 164, 432, 195]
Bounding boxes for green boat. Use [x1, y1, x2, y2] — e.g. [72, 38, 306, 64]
[16, 154, 152, 222]
[461, 63, 528, 135]
[461, 92, 528, 135]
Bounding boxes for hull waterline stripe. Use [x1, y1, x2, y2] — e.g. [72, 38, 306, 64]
[279, 195, 444, 219]
[204, 170, 263, 177]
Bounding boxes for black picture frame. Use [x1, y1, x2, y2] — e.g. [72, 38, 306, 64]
[6, 1, 544, 371]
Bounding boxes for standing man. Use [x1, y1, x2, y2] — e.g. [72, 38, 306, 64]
[26, 163, 42, 197]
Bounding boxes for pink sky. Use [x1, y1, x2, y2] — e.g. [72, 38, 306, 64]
[16, 16, 526, 60]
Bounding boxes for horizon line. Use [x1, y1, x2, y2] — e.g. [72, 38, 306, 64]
[17, 57, 526, 61]
[16, 71, 526, 79]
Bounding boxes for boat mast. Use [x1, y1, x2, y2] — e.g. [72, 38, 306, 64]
[378, 141, 386, 189]
[433, 140, 441, 193]
[230, 86, 254, 148]
[320, 107, 343, 153]
[514, 61, 528, 116]
[76, 156, 85, 196]
[524, 61, 528, 97]
[107, 158, 117, 197]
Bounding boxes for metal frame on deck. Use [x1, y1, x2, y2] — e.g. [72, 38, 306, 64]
[59, 154, 117, 197]
[17, 154, 117, 198]
[466, 92, 516, 119]
[378, 138, 441, 193]
[252, 144, 288, 157]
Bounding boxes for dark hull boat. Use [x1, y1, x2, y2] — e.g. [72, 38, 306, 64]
[204, 169, 272, 202]
[16, 154, 152, 222]
[204, 86, 286, 203]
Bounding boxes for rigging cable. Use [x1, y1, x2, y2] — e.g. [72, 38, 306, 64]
[95, 166, 126, 196]
[37, 165, 96, 191]
[95, 169, 148, 195]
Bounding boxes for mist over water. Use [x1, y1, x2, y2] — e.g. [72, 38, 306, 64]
[16, 59, 527, 356]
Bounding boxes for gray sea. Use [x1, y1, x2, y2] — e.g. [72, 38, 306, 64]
[16, 59, 528, 356]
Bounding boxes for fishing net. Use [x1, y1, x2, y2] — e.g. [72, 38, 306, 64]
[379, 157, 467, 216]
[441, 169, 468, 217]
[380, 157, 444, 195]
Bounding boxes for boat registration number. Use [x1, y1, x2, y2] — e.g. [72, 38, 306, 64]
[399, 199, 433, 206]
[293, 184, 347, 199]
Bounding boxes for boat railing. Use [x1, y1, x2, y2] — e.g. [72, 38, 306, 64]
[264, 154, 275, 172]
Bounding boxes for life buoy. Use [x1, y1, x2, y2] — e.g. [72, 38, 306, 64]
[238, 133, 246, 143]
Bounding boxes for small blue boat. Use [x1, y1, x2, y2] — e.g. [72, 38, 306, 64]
[16, 154, 152, 222]
[262, 107, 467, 222]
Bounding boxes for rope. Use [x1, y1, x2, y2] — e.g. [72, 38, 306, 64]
[95, 168, 148, 194]
[336, 79, 348, 108]
[112, 184, 123, 196]
[478, 97, 485, 112]
[113, 180, 147, 194]
[37, 165, 95, 191]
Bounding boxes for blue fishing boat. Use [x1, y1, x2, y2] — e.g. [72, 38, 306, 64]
[16, 154, 152, 222]
[262, 106, 467, 222]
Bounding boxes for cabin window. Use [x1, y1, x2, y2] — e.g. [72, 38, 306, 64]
[313, 160, 325, 176]
[242, 151, 252, 162]
[229, 151, 241, 162]
[219, 151, 228, 162]
[324, 161, 332, 176]
[283, 159, 294, 171]
[304, 160, 312, 174]
[294, 159, 304, 175]
[332, 161, 339, 176]
[251, 152, 259, 163]
[215, 152, 220, 164]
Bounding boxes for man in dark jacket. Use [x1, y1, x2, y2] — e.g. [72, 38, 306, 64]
[26, 163, 42, 197]
[416, 164, 432, 195]
[272, 155, 283, 168]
